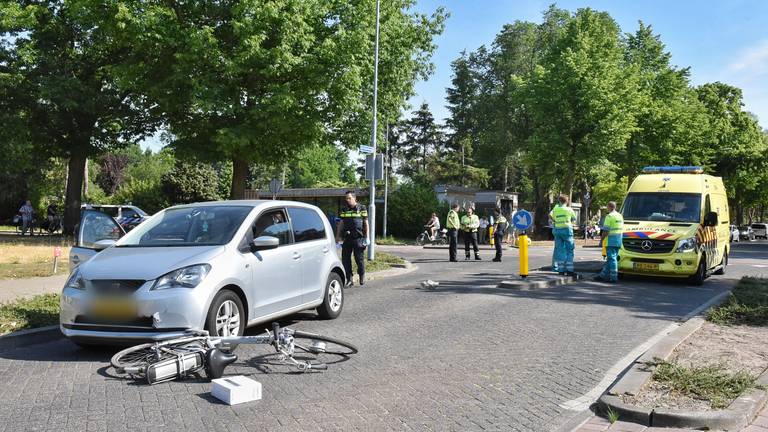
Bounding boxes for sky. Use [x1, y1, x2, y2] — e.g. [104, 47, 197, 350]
[408, 0, 768, 129]
[141, 0, 768, 151]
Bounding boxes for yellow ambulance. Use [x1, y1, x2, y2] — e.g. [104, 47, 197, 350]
[618, 166, 729, 285]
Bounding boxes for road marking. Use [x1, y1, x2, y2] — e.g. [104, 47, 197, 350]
[558, 289, 732, 412]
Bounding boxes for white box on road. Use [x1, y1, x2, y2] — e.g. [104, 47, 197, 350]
[211, 375, 262, 405]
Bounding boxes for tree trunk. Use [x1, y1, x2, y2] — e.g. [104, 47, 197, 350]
[63, 153, 87, 235]
[230, 157, 248, 200]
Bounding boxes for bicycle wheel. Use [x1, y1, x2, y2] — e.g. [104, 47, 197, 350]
[111, 337, 208, 373]
[291, 330, 358, 356]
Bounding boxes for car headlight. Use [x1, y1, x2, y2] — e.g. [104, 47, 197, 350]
[152, 264, 211, 290]
[675, 237, 697, 253]
[65, 268, 85, 290]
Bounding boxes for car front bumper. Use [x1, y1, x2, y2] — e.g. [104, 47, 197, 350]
[60, 282, 211, 343]
[618, 249, 701, 278]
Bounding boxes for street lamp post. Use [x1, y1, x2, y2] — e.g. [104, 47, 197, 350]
[368, 0, 380, 261]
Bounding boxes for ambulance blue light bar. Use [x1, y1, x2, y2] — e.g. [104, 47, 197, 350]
[642, 166, 704, 174]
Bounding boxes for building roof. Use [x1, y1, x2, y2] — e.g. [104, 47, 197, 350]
[244, 187, 369, 199]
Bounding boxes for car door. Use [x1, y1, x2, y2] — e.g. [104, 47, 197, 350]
[70, 210, 126, 270]
[244, 208, 303, 319]
[287, 207, 330, 304]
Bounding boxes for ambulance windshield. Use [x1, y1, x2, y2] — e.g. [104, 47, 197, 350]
[621, 193, 701, 223]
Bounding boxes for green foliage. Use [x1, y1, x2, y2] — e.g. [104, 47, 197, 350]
[112, 179, 168, 214]
[707, 277, 768, 326]
[289, 145, 356, 188]
[0, 293, 60, 335]
[387, 181, 443, 238]
[648, 359, 755, 409]
[161, 161, 224, 205]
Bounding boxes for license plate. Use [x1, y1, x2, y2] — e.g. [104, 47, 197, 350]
[633, 262, 659, 272]
[90, 298, 137, 319]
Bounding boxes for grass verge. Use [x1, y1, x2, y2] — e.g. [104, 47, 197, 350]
[648, 359, 756, 409]
[0, 293, 60, 335]
[0, 241, 71, 279]
[707, 277, 768, 326]
[352, 251, 406, 274]
[376, 236, 408, 246]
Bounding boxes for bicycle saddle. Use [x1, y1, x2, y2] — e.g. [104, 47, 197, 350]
[205, 348, 238, 379]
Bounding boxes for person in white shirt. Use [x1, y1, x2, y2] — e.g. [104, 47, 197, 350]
[478, 216, 489, 244]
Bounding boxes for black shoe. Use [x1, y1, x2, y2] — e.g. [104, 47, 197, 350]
[449, 259, 458, 262]
[359, 276, 365, 286]
[474, 255, 482, 261]
[592, 275, 606, 282]
[492, 257, 501, 262]
[345, 279, 354, 288]
[465, 256, 470, 260]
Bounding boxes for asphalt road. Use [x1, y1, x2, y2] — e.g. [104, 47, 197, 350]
[0, 241, 765, 432]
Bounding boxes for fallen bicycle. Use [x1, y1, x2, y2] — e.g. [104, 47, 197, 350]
[110, 323, 358, 384]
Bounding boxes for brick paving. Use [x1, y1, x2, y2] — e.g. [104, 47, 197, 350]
[0, 245, 740, 431]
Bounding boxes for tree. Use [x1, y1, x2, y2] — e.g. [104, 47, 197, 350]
[289, 145, 356, 188]
[1, 2, 157, 233]
[161, 161, 224, 205]
[114, 0, 446, 199]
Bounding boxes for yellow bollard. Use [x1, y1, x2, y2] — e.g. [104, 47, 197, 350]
[519, 233, 529, 278]
[489, 226, 494, 246]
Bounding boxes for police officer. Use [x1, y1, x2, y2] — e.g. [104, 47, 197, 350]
[446, 203, 460, 262]
[336, 191, 369, 287]
[549, 194, 577, 275]
[492, 208, 507, 262]
[595, 201, 624, 283]
[461, 207, 481, 260]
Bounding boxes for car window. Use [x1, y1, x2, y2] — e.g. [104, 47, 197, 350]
[288, 207, 327, 243]
[121, 208, 139, 219]
[117, 206, 252, 247]
[252, 209, 292, 245]
[79, 211, 122, 248]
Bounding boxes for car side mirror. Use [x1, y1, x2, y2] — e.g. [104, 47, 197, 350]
[703, 212, 718, 227]
[93, 239, 116, 251]
[250, 236, 279, 252]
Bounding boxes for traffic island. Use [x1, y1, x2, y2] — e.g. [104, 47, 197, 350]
[596, 277, 768, 429]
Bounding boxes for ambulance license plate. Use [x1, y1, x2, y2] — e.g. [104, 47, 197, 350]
[633, 262, 659, 272]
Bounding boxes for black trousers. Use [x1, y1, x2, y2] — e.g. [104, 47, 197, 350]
[447, 228, 458, 261]
[494, 233, 504, 259]
[341, 238, 365, 281]
[463, 231, 479, 257]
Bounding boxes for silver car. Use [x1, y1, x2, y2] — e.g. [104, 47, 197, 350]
[61, 201, 346, 345]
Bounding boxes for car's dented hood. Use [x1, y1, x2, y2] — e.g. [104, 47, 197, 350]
[78, 245, 226, 281]
[622, 221, 698, 241]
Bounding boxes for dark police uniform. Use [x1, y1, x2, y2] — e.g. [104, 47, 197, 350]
[493, 214, 507, 262]
[339, 203, 367, 285]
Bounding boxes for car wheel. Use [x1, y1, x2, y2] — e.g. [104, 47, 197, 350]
[205, 290, 246, 337]
[714, 250, 727, 275]
[317, 272, 344, 320]
[689, 255, 707, 286]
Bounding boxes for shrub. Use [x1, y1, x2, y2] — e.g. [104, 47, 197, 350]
[387, 182, 446, 238]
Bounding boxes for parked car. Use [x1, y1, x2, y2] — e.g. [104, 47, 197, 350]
[739, 226, 756, 241]
[730, 225, 740, 243]
[751, 223, 768, 239]
[61, 200, 346, 345]
[81, 204, 149, 232]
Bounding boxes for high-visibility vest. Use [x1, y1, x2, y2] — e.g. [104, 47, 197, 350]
[495, 215, 507, 235]
[550, 204, 576, 229]
[603, 210, 624, 247]
[446, 210, 460, 229]
[460, 214, 479, 232]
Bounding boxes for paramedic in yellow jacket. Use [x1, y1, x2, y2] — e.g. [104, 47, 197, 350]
[460, 207, 481, 260]
[549, 194, 577, 275]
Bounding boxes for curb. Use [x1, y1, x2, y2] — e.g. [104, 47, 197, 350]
[0, 325, 62, 352]
[497, 272, 577, 290]
[596, 289, 767, 430]
[357, 260, 417, 283]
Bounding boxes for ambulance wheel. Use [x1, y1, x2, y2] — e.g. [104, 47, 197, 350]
[714, 251, 727, 275]
[689, 256, 707, 286]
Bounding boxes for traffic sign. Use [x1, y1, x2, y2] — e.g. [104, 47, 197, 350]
[359, 145, 375, 154]
[512, 209, 533, 231]
[268, 179, 282, 197]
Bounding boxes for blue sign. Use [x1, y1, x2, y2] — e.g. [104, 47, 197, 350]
[512, 209, 533, 231]
[359, 145, 375, 154]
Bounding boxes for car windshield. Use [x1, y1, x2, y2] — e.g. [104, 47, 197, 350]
[621, 193, 702, 223]
[116, 206, 252, 247]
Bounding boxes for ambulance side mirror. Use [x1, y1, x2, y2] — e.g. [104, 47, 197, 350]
[703, 212, 718, 227]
